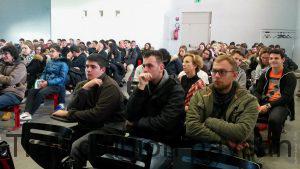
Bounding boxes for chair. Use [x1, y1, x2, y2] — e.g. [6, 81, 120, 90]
[21, 122, 73, 169]
[0, 141, 15, 169]
[45, 93, 59, 110]
[1, 105, 21, 131]
[256, 116, 273, 155]
[173, 147, 260, 169]
[88, 134, 153, 169]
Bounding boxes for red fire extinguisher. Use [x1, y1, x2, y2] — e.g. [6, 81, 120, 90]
[173, 23, 180, 40]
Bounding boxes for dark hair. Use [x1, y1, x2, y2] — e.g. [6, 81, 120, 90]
[1, 44, 20, 60]
[143, 50, 163, 63]
[230, 42, 235, 46]
[108, 39, 116, 44]
[49, 43, 61, 52]
[69, 45, 80, 53]
[0, 39, 6, 43]
[144, 43, 151, 50]
[39, 38, 44, 42]
[158, 48, 171, 63]
[33, 39, 38, 43]
[79, 42, 85, 46]
[240, 43, 248, 49]
[19, 38, 25, 42]
[275, 44, 281, 49]
[270, 49, 285, 58]
[108, 43, 120, 57]
[86, 41, 91, 46]
[87, 53, 109, 67]
[202, 48, 213, 59]
[92, 40, 98, 45]
[61, 39, 66, 42]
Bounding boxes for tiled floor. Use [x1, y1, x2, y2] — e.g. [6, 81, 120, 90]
[1, 86, 300, 169]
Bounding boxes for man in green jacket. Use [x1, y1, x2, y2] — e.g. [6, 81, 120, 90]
[186, 54, 259, 160]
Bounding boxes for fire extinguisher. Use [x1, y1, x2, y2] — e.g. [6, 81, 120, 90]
[173, 23, 180, 40]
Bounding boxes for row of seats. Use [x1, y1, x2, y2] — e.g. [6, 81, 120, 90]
[19, 122, 261, 169]
[1, 93, 59, 131]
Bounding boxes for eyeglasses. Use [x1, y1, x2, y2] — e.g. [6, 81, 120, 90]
[211, 69, 235, 76]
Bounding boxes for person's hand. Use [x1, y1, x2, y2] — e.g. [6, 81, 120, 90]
[228, 141, 249, 151]
[138, 73, 152, 90]
[52, 110, 68, 117]
[39, 80, 48, 88]
[185, 106, 189, 112]
[124, 120, 134, 130]
[258, 105, 268, 114]
[82, 78, 103, 90]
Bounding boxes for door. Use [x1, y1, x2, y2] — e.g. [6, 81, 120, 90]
[181, 12, 211, 50]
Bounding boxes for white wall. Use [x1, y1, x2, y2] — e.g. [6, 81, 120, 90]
[0, 0, 51, 43]
[51, 0, 171, 49]
[51, 0, 298, 57]
[167, 0, 298, 55]
[295, 0, 300, 66]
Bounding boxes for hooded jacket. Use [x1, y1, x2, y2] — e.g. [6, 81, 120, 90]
[254, 67, 297, 120]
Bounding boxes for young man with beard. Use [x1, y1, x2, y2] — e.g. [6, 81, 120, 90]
[186, 54, 259, 160]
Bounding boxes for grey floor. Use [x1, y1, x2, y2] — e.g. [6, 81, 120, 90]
[1, 84, 300, 169]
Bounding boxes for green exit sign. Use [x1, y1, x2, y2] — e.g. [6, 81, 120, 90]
[195, 0, 202, 3]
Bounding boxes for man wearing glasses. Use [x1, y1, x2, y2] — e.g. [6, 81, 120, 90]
[185, 54, 259, 160]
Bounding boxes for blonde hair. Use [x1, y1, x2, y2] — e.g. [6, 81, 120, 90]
[183, 53, 203, 72]
[214, 54, 238, 71]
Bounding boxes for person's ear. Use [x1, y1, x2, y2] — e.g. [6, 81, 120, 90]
[159, 62, 164, 71]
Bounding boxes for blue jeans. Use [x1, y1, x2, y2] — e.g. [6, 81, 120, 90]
[24, 86, 64, 115]
[0, 92, 21, 109]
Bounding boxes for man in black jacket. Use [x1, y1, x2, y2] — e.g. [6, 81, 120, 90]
[125, 50, 185, 145]
[254, 49, 296, 153]
[52, 54, 125, 168]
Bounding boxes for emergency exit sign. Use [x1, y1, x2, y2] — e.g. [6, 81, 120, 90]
[195, 0, 202, 3]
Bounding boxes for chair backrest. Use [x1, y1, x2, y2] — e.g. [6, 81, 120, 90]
[21, 122, 73, 169]
[191, 149, 260, 169]
[0, 141, 15, 169]
[173, 148, 260, 169]
[88, 134, 153, 169]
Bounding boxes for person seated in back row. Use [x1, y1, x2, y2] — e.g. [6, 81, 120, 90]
[185, 54, 259, 161]
[20, 44, 68, 122]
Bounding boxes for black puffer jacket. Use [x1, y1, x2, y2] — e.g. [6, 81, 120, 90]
[254, 67, 297, 120]
[126, 70, 185, 145]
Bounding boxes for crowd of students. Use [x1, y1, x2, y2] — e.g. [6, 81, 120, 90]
[0, 37, 298, 168]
